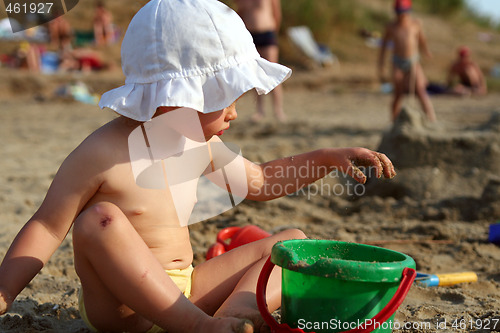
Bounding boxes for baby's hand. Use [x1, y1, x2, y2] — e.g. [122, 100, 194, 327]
[330, 147, 396, 184]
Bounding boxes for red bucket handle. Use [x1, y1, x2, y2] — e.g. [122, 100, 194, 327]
[216, 226, 241, 250]
[256, 256, 416, 333]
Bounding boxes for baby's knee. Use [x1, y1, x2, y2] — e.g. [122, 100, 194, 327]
[73, 202, 124, 240]
[275, 228, 307, 241]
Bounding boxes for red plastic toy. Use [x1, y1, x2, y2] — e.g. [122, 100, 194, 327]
[206, 225, 271, 260]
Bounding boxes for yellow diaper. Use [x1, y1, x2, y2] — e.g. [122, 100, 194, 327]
[79, 265, 194, 333]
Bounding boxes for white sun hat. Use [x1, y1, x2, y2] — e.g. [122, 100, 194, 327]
[98, 0, 292, 122]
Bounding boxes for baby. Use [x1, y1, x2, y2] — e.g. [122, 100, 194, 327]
[0, 1, 396, 332]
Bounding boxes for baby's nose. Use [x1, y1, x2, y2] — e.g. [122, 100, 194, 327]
[227, 108, 237, 121]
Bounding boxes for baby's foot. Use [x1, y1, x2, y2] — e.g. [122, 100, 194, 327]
[216, 307, 268, 332]
[202, 317, 254, 333]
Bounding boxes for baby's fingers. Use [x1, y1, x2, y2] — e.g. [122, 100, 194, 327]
[348, 150, 395, 182]
[376, 152, 396, 179]
[348, 164, 368, 184]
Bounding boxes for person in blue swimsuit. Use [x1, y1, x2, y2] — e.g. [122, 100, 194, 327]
[378, 0, 436, 122]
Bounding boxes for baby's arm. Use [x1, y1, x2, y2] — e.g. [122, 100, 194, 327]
[245, 147, 395, 201]
[0, 144, 103, 314]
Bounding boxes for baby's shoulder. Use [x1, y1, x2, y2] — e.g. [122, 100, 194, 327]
[73, 119, 130, 163]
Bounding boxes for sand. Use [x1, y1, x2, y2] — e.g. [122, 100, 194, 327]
[0, 69, 500, 332]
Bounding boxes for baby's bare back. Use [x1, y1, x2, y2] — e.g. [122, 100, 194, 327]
[79, 118, 195, 269]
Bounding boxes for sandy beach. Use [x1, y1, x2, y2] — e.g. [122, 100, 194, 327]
[0, 65, 499, 332]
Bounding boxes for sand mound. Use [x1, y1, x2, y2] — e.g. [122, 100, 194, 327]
[364, 107, 500, 221]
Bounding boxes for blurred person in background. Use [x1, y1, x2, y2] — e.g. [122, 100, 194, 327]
[447, 46, 487, 96]
[234, 0, 286, 122]
[93, 1, 115, 46]
[378, 0, 436, 122]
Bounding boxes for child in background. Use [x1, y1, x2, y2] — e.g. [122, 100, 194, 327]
[0, 1, 396, 332]
[378, 0, 437, 122]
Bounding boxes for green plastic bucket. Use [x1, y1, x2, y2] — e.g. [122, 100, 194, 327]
[257, 240, 416, 333]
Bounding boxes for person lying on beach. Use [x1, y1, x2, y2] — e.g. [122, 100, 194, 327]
[378, 0, 436, 122]
[447, 46, 487, 97]
[58, 47, 109, 73]
[0, 1, 396, 332]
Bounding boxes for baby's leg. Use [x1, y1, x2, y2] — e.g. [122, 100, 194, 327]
[190, 229, 306, 330]
[73, 202, 183, 332]
[72, 202, 245, 333]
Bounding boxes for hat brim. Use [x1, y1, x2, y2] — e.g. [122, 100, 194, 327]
[99, 56, 291, 122]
